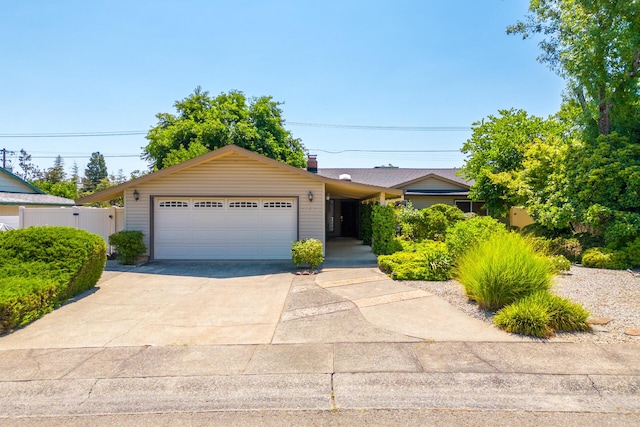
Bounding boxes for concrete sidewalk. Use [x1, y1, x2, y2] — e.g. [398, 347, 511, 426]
[1, 262, 639, 424]
[0, 342, 638, 417]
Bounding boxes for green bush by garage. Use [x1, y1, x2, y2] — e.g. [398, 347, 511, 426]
[0, 226, 106, 334]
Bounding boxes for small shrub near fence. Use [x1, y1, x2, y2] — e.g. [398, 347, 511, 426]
[109, 230, 147, 265]
[0, 226, 106, 333]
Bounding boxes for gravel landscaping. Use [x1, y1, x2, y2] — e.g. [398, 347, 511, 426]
[405, 265, 640, 344]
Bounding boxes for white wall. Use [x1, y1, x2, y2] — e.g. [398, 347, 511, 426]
[19, 206, 125, 251]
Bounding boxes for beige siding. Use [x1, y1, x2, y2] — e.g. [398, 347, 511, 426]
[125, 152, 325, 257]
[402, 177, 467, 191]
[0, 206, 18, 216]
[510, 207, 535, 229]
[407, 195, 460, 210]
[0, 205, 65, 216]
[0, 174, 35, 193]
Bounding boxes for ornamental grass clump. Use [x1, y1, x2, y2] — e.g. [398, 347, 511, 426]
[493, 297, 554, 338]
[494, 291, 591, 337]
[455, 232, 554, 311]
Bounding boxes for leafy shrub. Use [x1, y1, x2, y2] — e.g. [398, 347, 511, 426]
[396, 206, 425, 241]
[372, 204, 401, 255]
[494, 291, 590, 337]
[574, 232, 605, 251]
[0, 227, 106, 333]
[0, 277, 57, 331]
[520, 223, 572, 239]
[445, 215, 507, 262]
[378, 241, 452, 281]
[396, 204, 465, 242]
[603, 211, 640, 249]
[548, 255, 571, 272]
[581, 247, 630, 270]
[291, 238, 325, 269]
[108, 230, 147, 265]
[625, 237, 640, 268]
[548, 237, 583, 262]
[455, 232, 554, 310]
[358, 202, 374, 245]
[494, 298, 553, 338]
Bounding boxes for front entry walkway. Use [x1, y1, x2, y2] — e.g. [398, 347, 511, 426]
[324, 237, 377, 267]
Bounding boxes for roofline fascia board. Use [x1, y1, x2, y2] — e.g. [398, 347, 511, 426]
[395, 173, 470, 190]
[77, 145, 403, 203]
[0, 202, 76, 206]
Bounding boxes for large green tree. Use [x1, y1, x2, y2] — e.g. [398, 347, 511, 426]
[508, 0, 640, 137]
[17, 149, 41, 181]
[460, 109, 557, 217]
[43, 155, 66, 184]
[506, 0, 640, 245]
[143, 88, 307, 170]
[82, 152, 108, 192]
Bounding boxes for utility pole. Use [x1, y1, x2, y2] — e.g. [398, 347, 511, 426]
[1, 148, 15, 170]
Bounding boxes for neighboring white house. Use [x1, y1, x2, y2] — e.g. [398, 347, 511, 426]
[0, 167, 75, 228]
[76, 145, 402, 260]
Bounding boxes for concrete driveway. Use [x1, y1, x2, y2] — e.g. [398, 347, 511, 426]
[0, 262, 295, 349]
[0, 261, 520, 350]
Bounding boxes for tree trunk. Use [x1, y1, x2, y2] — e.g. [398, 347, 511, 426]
[597, 86, 611, 135]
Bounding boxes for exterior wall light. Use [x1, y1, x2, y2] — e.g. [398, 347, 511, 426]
[133, 189, 140, 201]
[308, 191, 314, 202]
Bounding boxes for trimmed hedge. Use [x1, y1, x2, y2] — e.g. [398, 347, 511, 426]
[0, 226, 106, 333]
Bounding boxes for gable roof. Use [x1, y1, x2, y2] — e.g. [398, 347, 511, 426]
[0, 192, 76, 206]
[76, 145, 403, 204]
[0, 167, 46, 194]
[0, 167, 75, 206]
[316, 168, 470, 189]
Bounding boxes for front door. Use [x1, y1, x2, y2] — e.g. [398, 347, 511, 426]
[340, 200, 358, 237]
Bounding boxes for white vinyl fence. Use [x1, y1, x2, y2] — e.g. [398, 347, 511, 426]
[19, 206, 125, 252]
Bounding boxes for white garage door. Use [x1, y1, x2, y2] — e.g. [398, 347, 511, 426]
[154, 197, 297, 260]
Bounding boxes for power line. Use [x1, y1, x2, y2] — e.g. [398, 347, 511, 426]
[0, 131, 147, 138]
[29, 155, 142, 159]
[0, 122, 471, 138]
[288, 122, 470, 131]
[310, 149, 460, 154]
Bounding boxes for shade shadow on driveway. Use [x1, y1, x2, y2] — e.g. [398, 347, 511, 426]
[105, 260, 295, 279]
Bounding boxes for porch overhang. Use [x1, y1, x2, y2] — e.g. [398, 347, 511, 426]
[324, 181, 402, 201]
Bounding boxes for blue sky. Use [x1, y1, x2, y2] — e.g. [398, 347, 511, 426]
[0, 0, 565, 177]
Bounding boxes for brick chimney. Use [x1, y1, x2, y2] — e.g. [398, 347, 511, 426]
[307, 154, 318, 173]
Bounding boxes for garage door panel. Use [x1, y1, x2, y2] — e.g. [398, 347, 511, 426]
[154, 197, 297, 260]
[191, 232, 227, 244]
